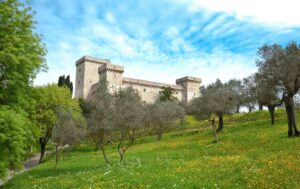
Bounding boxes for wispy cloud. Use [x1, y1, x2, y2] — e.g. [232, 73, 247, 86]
[31, 0, 300, 87]
[172, 0, 300, 27]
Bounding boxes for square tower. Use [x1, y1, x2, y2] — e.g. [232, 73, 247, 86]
[176, 76, 201, 104]
[98, 63, 124, 93]
[75, 56, 110, 99]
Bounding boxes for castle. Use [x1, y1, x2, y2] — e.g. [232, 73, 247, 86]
[75, 56, 201, 104]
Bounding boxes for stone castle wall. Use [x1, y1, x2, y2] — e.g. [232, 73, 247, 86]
[75, 56, 201, 104]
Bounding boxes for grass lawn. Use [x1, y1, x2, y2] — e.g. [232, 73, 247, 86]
[1, 110, 300, 189]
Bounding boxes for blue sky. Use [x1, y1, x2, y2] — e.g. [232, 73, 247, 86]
[31, 0, 300, 86]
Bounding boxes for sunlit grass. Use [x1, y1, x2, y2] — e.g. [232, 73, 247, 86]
[2, 109, 300, 189]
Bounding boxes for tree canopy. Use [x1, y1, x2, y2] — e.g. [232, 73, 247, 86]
[189, 79, 236, 132]
[32, 84, 81, 162]
[0, 0, 47, 105]
[256, 42, 300, 136]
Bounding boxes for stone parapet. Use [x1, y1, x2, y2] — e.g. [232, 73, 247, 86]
[76, 56, 111, 66]
[176, 76, 202, 84]
[98, 64, 124, 74]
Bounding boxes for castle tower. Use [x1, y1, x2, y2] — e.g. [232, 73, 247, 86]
[75, 56, 111, 99]
[98, 63, 124, 93]
[176, 76, 202, 104]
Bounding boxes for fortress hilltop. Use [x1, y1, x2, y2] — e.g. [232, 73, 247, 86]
[74, 56, 201, 104]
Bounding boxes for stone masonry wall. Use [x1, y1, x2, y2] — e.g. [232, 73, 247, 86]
[75, 56, 201, 104]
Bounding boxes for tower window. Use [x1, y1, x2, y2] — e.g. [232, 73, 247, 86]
[78, 69, 81, 72]
[144, 88, 146, 92]
[90, 80, 92, 83]
[78, 80, 80, 84]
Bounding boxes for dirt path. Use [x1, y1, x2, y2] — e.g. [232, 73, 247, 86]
[0, 153, 42, 186]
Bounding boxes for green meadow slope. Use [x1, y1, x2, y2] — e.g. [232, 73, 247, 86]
[2, 109, 300, 189]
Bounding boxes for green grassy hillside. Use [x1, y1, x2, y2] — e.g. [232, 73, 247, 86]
[2, 109, 300, 189]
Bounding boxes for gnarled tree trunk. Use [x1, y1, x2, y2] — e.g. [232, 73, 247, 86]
[268, 106, 275, 125]
[259, 104, 263, 110]
[118, 130, 135, 163]
[210, 117, 219, 143]
[98, 129, 110, 164]
[217, 111, 223, 133]
[284, 95, 300, 137]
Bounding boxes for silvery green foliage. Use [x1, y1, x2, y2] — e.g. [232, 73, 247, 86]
[189, 79, 237, 119]
[256, 42, 300, 136]
[52, 109, 86, 147]
[149, 100, 185, 140]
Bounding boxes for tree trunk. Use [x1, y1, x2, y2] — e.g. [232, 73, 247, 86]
[100, 145, 110, 164]
[98, 130, 110, 164]
[211, 117, 218, 143]
[39, 138, 47, 163]
[55, 145, 58, 169]
[248, 106, 252, 113]
[217, 112, 223, 133]
[236, 105, 240, 113]
[157, 126, 163, 141]
[118, 140, 125, 163]
[268, 106, 275, 125]
[284, 95, 300, 137]
[259, 104, 263, 110]
[118, 133, 125, 163]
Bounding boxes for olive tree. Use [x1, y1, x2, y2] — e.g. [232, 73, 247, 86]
[189, 79, 236, 133]
[227, 79, 244, 113]
[242, 75, 257, 113]
[255, 72, 282, 125]
[256, 42, 300, 137]
[114, 87, 147, 162]
[86, 81, 114, 164]
[149, 100, 185, 141]
[52, 109, 86, 168]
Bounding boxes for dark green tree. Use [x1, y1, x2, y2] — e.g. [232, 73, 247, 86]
[58, 75, 73, 94]
[159, 86, 177, 101]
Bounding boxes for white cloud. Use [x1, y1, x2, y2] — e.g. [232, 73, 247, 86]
[34, 17, 257, 89]
[123, 48, 256, 86]
[172, 0, 300, 27]
[33, 2, 260, 89]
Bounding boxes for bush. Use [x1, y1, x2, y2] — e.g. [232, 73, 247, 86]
[0, 106, 35, 178]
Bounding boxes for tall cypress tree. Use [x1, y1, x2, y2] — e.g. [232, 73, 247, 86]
[57, 75, 73, 94]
